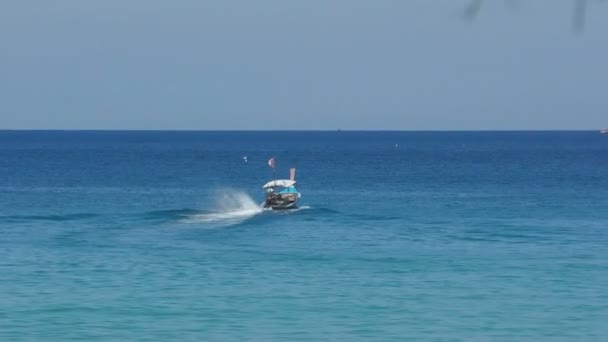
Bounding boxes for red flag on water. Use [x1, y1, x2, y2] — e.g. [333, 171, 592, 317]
[268, 157, 275, 169]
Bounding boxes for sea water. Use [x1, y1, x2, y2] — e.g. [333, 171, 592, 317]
[1, 131, 607, 340]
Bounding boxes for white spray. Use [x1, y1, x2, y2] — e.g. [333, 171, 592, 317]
[183, 190, 262, 225]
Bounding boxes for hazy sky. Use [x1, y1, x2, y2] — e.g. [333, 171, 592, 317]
[1, 0, 606, 130]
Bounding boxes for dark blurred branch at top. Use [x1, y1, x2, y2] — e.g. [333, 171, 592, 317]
[463, 0, 603, 33]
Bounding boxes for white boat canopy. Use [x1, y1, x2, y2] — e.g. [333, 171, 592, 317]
[262, 179, 296, 189]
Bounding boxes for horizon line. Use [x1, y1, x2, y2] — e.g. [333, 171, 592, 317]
[0, 129, 604, 132]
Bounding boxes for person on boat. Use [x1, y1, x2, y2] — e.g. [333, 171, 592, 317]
[265, 188, 275, 206]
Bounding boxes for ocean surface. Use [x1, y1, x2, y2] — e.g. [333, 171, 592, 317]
[1, 130, 607, 341]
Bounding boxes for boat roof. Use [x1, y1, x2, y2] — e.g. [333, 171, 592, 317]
[262, 179, 296, 189]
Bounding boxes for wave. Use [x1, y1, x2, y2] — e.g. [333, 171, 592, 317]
[0, 213, 100, 223]
[143, 209, 201, 220]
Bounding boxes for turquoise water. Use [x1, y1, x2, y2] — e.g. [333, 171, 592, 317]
[1, 131, 607, 340]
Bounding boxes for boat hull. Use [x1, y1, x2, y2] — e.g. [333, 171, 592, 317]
[264, 193, 299, 210]
[267, 202, 298, 210]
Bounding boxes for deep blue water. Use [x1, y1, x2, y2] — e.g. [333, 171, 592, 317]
[1, 131, 607, 341]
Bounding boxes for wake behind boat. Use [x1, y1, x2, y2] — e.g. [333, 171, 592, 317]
[263, 158, 301, 210]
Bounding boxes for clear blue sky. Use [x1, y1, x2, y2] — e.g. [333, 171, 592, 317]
[1, 0, 606, 130]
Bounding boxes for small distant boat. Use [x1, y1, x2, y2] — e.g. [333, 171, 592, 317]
[263, 159, 301, 210]
[601, 129, 608, 134]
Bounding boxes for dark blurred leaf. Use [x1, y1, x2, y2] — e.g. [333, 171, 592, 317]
[573, 0, 588, 33]
[463, 0, 483, 21]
